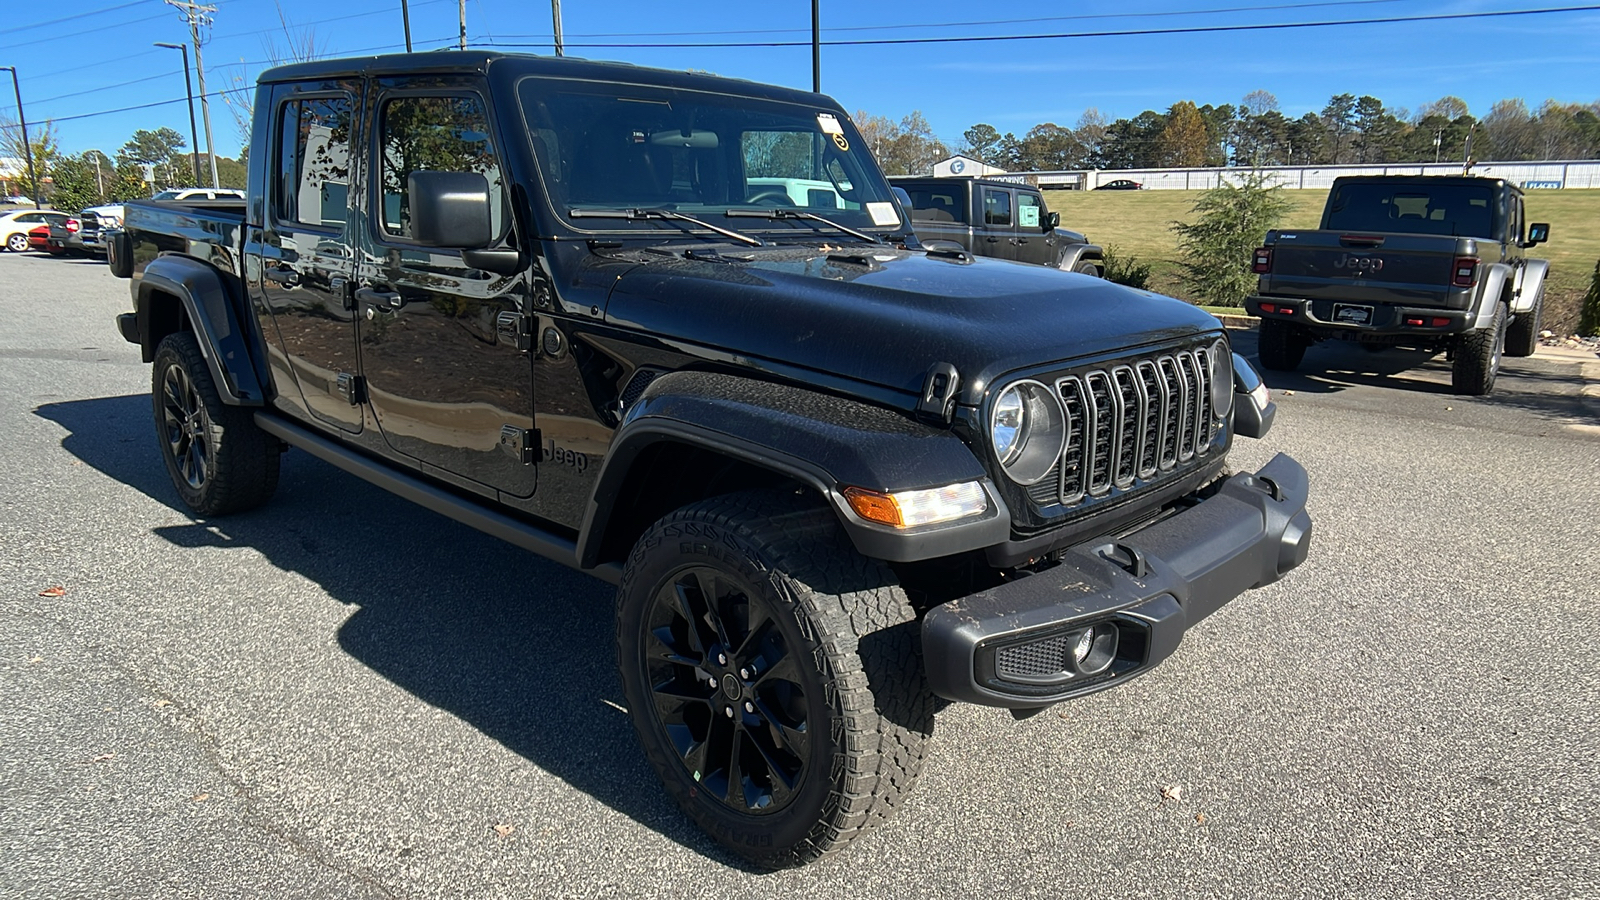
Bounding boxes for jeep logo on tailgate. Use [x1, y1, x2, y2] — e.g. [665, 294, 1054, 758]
[1333, 253, 1383, 273]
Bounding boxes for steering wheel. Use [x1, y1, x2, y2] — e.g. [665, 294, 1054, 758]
[745, 189, 797, 207]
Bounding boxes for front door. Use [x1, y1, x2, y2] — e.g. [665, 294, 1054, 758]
[1014, 191, 1053, 266]
[355, 83, 537, 499]
[257, 81, 362, 434]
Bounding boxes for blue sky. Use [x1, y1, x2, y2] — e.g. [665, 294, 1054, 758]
[2, 0, 1598, 160]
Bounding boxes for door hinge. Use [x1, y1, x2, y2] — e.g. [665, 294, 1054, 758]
[499, 425, 541, 465]
[335, 372, 366, 405]
[497, 310, 533, 351]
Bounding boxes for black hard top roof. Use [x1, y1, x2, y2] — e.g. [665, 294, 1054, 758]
[1331, 173, 1517, 194]
[259, 50, 832, 109]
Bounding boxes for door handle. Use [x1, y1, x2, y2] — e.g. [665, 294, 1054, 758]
[356, 287, 403, 309]
[986, 236, 1001, 243]
[1016, 237, 1029, 244]
[265, 266, 299, 287]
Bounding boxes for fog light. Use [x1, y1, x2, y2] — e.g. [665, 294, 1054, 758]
[1073, 627, 1096, 665]
[1075, 625, 1119, 676]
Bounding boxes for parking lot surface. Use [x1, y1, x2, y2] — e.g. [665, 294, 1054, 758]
[2, 252, 1597, 899]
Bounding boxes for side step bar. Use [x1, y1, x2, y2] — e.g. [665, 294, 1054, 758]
[254, 413, 623, 586]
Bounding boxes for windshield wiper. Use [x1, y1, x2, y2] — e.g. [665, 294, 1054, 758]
[568, 207, 765, 247]
[725, 208, 884, 244]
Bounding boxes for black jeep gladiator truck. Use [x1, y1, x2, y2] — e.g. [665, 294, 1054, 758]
[1246, 175, 1551, 395]
[891, 175, 1104, 275]
[109, 51, 1310, 867]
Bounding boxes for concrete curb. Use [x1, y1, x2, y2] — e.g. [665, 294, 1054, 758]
[1214, 314, 1257, 330]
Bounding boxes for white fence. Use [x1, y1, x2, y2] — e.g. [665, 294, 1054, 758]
[1030, 160, 1600, 191]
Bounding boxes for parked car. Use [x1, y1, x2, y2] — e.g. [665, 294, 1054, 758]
[26, 224, 52, 252]
[151, 187, 245, 201]
[46, 210, 111, 258]
[891, 176, 1103, 274]
[1, 209, 70, 251]
[82, 203, 125, 228]
[3, 195, 34, 205]
[1093, 179, 1143, 191]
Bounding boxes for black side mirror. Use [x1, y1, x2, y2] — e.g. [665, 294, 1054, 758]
[1526, 222, 1549, 246]
[408, 171, 492, 249]
[1046, 211, 1060, 231]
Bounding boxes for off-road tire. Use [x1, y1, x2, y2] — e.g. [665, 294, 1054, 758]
[152, 332, 280, 515]
[1257, 317, 1305, 371]
[1504, 285, 1541, 358]
[1451, 303, 1506, 396]
[616, 490, 934, 868]
[1072, 259, 1102, 277]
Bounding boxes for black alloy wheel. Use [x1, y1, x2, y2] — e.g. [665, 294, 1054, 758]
[160, 360, 212, 491]
[641, 564, 810, 814]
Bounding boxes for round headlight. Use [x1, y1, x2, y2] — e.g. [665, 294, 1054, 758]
[989, 380, 1067, 485]
[1208, 339, 1233, 420]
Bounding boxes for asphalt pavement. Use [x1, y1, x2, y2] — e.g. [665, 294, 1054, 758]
[2, 251, 1597, 899]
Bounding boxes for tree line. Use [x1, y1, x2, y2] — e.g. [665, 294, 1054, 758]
[1, 118, 245, 211]
[859, 91, 1600, 175]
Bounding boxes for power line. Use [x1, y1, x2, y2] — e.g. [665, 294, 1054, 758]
[2, 0, 152, 35]
[0, 10, 171, 53]
[483, 4, 1600, 48]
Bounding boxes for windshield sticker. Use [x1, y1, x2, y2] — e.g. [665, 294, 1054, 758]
[1019, 206, 1040, 228]
[832, 133, 849, 152]
[817, 113, 844, 135]
[866, 202, 899, 227]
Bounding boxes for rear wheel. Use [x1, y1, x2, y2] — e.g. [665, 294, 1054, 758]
[1504, 285, 1541, 358]
[616, 490, 933, 868]
[152, 332, 281, 515]
[1451, 303, 1506, 396]
[1257, 317, 1305, 371]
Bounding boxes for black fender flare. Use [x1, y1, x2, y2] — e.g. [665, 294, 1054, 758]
[136, 254, 266, 406]
[1056, 243, 1104, 274]
[576, 371, 1010, 567]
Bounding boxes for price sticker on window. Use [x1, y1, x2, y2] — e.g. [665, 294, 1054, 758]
[817, 113, 844, 135]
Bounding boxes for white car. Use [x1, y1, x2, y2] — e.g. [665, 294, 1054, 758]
[0, 209, 71, 252]
[151, 188, 245, 201]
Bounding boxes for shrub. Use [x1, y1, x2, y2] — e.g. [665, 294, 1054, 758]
[1100, 243, 1152, 290]
[1172, 171, 1291, 308]
[1580, 259, 1600, 338]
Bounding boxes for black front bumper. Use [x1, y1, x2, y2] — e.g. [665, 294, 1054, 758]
[922, 453, 1311, 708]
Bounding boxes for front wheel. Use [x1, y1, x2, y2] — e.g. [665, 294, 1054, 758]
[5, 233, 28, 252]
[152, 332, 281, 515]
[616, 490, 934, 868]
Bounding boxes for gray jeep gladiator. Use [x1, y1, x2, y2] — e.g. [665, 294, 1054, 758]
[891, 175, 1104, 274]
[108, 51, 1310, 867]
[1246, 175, 1551, 395]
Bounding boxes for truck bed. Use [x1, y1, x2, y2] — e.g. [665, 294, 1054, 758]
[123, 198, 249, 281]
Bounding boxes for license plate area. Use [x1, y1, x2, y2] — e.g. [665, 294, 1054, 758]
[1332, 303, 1373, 326]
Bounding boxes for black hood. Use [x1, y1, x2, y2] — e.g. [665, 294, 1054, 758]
[602, 245, 1219, 405]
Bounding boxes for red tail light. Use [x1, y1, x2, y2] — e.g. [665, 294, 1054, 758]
[1252, 247, 1273, 274]
[66, 218, 80, 233]
[1451, 257, 1479, 287]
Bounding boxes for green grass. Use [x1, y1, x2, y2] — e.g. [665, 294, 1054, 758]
[1043, 187, 1600, 334]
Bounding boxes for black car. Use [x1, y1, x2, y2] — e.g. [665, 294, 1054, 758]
[1094, 179, 1143, 191]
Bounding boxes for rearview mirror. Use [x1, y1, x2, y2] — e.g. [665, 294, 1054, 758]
[1046, 211, 1060, 231]
[408, 171, 492, 249]
[1526, 222, 1549, 245]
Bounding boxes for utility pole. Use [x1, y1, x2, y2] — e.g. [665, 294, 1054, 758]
[155, 42, 201, 185]
[0, 67, 39, 206]
[459, 0, 467, 50]
[400, 0, 413, 52]
[166, 0, 219, 189]
[551, 0, 564, 56]
[811, 0, 821, 93]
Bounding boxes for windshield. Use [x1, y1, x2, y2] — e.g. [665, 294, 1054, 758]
[1324, 182, 1497, 239]
[516, 76, 902, 235]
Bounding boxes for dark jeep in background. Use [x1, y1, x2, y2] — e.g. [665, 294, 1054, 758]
[892, 175, 1104, 274]
[110, 51, 1310, 867]
[1247, 175, 1550, 395]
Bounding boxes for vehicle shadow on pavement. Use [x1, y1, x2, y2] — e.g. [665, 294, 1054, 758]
[34, 393, 750, 868]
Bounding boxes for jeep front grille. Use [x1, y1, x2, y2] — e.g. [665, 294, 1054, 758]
[1053, 346, 1216, 507]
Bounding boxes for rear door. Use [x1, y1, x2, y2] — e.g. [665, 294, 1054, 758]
[255, 79, 363, 434]
[980, 186, 1017, 260]
[355, 79, 537, 500]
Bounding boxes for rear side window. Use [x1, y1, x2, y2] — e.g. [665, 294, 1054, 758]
[276, 95, 353, 229]
[905, 189, 966, 224]
[984, 188, 1011, 227]
[376, 94, 505, 240]
[1324, 182, 1496, 239]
